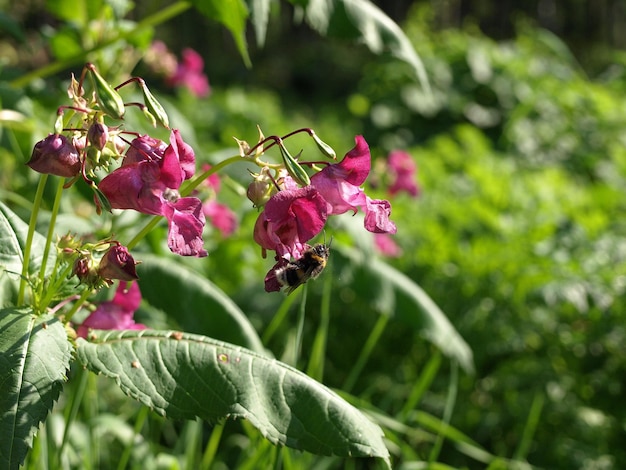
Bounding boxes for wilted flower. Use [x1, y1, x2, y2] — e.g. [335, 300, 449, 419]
[26, 134, 81, 177]
[76, 282, 145, 338]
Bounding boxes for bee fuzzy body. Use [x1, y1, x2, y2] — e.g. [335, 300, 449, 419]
[276, 243, 330, 294]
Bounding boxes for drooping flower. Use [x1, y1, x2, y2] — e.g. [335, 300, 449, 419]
[98, 130, 207, 257]
[167, 48, 210, 98]
[26, 134, 81, 177]
[310, 135, 396, 234]
[387, 150, 420, 197]
[76, 281, 145, 338]
[253, 186, 327, 260]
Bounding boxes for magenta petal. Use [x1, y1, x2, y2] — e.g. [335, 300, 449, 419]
[264, 186, 327, 242]
[77, 282, 146, 338]
[99, 161, 164, 215]
[171, 130, 196, 180]
[163, 197, 207, 257]
[203, 200, 238, 236]
[112, 281, 142, 311]
[264, 259, 288, 292]
[336, 135, 371, 185]
[161, 141, 184, 190]
[124, 135, 167, 165]
[364, 197, 397, 234]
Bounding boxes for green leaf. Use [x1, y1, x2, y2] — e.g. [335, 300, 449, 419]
[76, 329, 391, 465]
[190, 0, 251, 67]
[301, 0, 430, 91]
[338, 245, 474, 373]
[0, 202, 56, 281]
[137, 255, 265, 354]
[46, 0, 89, 25]
[249, 0, 272, 47]
[49, 26, 84, 60]
[0, 308, 73, 470]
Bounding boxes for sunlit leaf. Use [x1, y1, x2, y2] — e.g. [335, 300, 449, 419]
[76, 329, 391, 466]
[137, 255, 265, 354]
[294, 0, 430, 91]
[249, 0, 272, 47]
[0, 202, 56, 283]
[190, 0, 250, 67]
[0, 309, 73, 470]
[337, 244, 474, 374]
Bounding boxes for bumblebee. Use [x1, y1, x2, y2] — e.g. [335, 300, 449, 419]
[275, 242, 331, 294]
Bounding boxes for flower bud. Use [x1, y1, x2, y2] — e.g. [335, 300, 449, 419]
[26, 134, 81, 177]
[247, 179, 274, 208]
[310, 130, 336, 160]
[278, 140, 310, 186]
[98, 244, 139, 282]
[233, 137, 250, 157]
[139, 79, 170, 128]
[87, 122, 109, 151]
[86, 63, 125, 120]
[73, 255, 99, 286]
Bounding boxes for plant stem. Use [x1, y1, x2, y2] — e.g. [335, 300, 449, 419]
[37, 177, 65, 308]
[18, 174, 48, 306]
[201, 422, 224, 469]
[117, 406, 149, 470]
[57, 366, 89, 466]
[342, 313, 389, 394]
[181, 154, 242, 196]
[9, 1, 193, 88]
[126, 216, 162, 250]
[428, 360, 458, 464]
[306, 269, 332, 381]
[262, 293, 299, 344]
[64, 289, 93, 323]
[293, 285, 308, 367]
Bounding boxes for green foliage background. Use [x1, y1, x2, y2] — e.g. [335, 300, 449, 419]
[2, 0, 626, 468]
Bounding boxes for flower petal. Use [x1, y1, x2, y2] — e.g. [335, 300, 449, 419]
[163, 197, 208, 257]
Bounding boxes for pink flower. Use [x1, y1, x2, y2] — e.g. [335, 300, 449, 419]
[203, 200, 238, 237]
[310, 135, 396, 234]
[388, 150, 420, 197]
[99, 130, 207, 257]
[167, 48, 210, 98]
[253, 186, 327, 260]
[76, 282, 145, 338]
[374, 233, 402, 257]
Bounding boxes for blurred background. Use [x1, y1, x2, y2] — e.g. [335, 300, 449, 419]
[2, 0, 626, 468]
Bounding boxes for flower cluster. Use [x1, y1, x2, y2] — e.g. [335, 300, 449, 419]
[245, 133, 397, 292]
[26, 63, 207, 260]
[26, 62, 403, 340]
